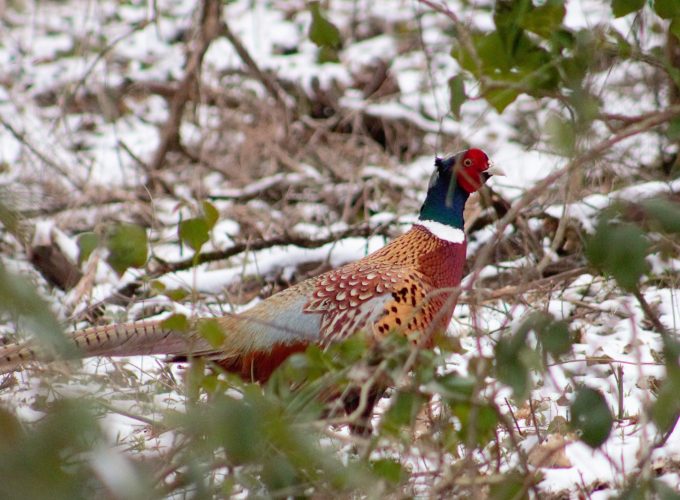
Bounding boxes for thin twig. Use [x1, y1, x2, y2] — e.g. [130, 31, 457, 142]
[529, 398, 542, 443]
[147, 0, 222, 175]
[505, 398, 524, 437]
[0, 116, 82, 190]
[220, 21, 290, 113]
[633, 287, 669, 336]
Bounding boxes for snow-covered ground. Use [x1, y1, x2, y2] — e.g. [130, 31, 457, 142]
[1, 0, 678, 496]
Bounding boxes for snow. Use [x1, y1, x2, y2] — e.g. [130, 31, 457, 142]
[0, 0, 678, 496]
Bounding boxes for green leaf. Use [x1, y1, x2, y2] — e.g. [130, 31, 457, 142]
[542, 320, 572, 357]
[521, 0, 566, 39]
[495, 332, 531, 400]
[452, 27, 557, 112]
[212, 395, 263, 463]
[161, 313, 190, 332]
[317, 45, 340, 64]
[611, 0, 645, 18]
[0, 400, 107, 499]
[654, 0, 680, 19]
[0, 261, 69, 356]
[642, 198, 680, 234]
[484, 86, 522, 113]
[371, 458, 404, 484]
[451, 402, 499, 445]
[309, 1, 341, 49]
[179, 217, 210, 252]
[201, 201, 219, 229]
[651, 372, 680, 433]
[489, 472, 525, 500]
[668, 118, 680, 140]
[663, 335, 680, 372]
[546, 113, 576, 156]
[586, 220, 650, 292]
[77, 232, 99, 265]
[382, 391, 425, 435]
[494, 0, 532, 48]
[164, 288, 190, 301]
[198, 318, 226, 348]
[570, 387, 613, 448]
[654, 479, 680, 500]
[448, 74, 466, 119]
[149, 280, 166, 293]
[0, 407, 22, 450]
[671, 18, 680, 41]
[425, 374, 475, 403]
[105, 223, 148, 275]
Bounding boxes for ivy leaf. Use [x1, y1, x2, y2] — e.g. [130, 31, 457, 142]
[105, 223, 148, 275]
[570, 387, 613, 448]
[448, 74, 466, 119]
[179, 217, 210, 252]
[586, 220, 650, 292]
[77, 232, 99, 265]
[611, 0, 645, 18]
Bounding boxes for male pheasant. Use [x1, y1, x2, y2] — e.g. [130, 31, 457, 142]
[0, 149, 500, 381]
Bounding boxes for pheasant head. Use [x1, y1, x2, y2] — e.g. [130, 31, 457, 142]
[419, 148, 502, 231]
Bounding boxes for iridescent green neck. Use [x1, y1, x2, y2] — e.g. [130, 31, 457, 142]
[418, 180, 469, 229]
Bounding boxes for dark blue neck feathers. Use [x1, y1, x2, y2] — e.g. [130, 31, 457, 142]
[418, 160, 469, 229]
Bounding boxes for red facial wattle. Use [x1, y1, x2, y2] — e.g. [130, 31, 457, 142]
[455, 148, 490, 193]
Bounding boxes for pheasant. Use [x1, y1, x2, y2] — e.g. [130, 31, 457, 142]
[0, 149, 501, 382]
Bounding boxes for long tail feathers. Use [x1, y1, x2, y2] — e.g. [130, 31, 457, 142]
[0, 320, 215, 374]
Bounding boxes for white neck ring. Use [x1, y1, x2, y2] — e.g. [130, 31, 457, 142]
[416, 219, 465, 244]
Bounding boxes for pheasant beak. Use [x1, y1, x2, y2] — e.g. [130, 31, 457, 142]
[479, 161, 505, 184]
[485, 161, 505, 177]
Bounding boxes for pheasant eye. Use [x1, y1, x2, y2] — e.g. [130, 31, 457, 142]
[463, 158, 473, 167]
